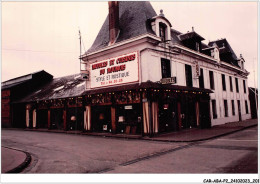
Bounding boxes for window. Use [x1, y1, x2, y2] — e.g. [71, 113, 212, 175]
[196, 42, 200, 51]
[159, 23, 166, 42]
[161, 58, 171, 78]
[245, 100, 249, 114]
[199, 68, 204, 88]
[243, 80, 246, 93]
[224, 100, 228, 117]
[185, 64, 193, 87]
[209, 70, 215, 90]
[212, 100, 217, 119]
[229, 76, 233, 92]
[222, 74, 226, 91]
[231, 100, 235, 115]
[235, 78, 239, 92]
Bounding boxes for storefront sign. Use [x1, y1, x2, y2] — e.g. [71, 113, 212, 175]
[160, 77, 177, 84]
[124, 105, 133, 110]
[195, 62, 200, 77]
[90, 51, 139, 88]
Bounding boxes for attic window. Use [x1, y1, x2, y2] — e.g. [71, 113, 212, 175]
[159, 22, 167, 42]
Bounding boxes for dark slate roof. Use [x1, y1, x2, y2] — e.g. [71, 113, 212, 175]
[170, 29, 183, 45]
[2, 70, 53, 90]
[15, 74, 86, 103]
[179, 31, 205, 41]
[86, 1, 157, 54]
[208, 38, 239, 67]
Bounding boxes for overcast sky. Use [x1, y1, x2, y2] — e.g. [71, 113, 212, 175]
[2, 1, 258, 87]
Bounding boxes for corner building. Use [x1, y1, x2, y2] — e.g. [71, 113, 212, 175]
[80, 1, 251, 136]
[12, 1, 251, 136]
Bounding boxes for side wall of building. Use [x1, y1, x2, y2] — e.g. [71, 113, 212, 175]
[2, 90, 11, 127]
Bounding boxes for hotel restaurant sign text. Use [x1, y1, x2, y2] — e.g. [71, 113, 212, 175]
[90, 51, 139, 88]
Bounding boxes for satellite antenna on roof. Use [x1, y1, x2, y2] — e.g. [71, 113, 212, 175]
[79, 29, 82, 63]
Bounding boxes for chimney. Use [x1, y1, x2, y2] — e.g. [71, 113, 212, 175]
[108, 1, 119, 45]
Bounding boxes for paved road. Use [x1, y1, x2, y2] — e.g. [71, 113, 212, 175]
[1, 126, 257, 173]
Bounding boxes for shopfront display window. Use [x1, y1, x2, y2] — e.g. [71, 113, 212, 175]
[116, 104, 142, 134]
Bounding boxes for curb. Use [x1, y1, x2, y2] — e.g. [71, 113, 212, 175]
[2, 146, 32, 173]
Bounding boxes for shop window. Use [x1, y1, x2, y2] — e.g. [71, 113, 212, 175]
[243, 80, 247, 93]
[212, 100, 217, 119]
[199, 68, 204, 88]
[231, 100, 235, 116]
[116, 104, 142, 134]
[222, 74, 226, 91]
[245, 100, 249, 114]
[185, 64, 193, 87]
[161, 58, 171, 78]
[224, 100, 228, 117]
[235, 78, 239, 93]
[229, 76, 233, 92]
[209, 70, 215, 90]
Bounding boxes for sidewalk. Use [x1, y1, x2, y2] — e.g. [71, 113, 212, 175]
[145, 118, 258, 142]
[1, 147, 31, 173]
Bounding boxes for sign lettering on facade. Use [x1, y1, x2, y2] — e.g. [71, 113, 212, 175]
[195, 62, 200, 77]
[90, 51, 139, 88]
[160, 77, 177, 84]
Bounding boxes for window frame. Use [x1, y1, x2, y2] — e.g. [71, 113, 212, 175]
[243, 80, 247, 93]
[199, 68, 204, 88]
[161, 58, 171, 79]
[222, 74, 226, 91]
[185, 64, 193, 87]
[224, 100, 228, 117]
[159, 22, 167, 42]
[245, 100, 249, 114]
[229, 76, 233, 92]
[209, 70, 215, 90]
[235, 78, 239, 93]
[231, 100, 235, 116]
[212, 100, 217, 119]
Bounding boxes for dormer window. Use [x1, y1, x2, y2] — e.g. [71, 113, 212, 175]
[159, 23, 167, 42]
[196, 42, 200, 51]
[150, 10, 172, 42]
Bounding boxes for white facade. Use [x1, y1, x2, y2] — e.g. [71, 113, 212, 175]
[82, 3, 251, 128]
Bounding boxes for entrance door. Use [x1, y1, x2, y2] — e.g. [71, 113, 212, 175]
[37, 109, 48, 128]
[237, 100, 242, 121]
[199, 101, 211, 128]
[159, 101, 178, 132]
[29, 110, 33, 128]
[67, 108, 84, 130]
[181, 99, 196, 129]
[116, 104, 142, 134]
[50, 109, 63, 129]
